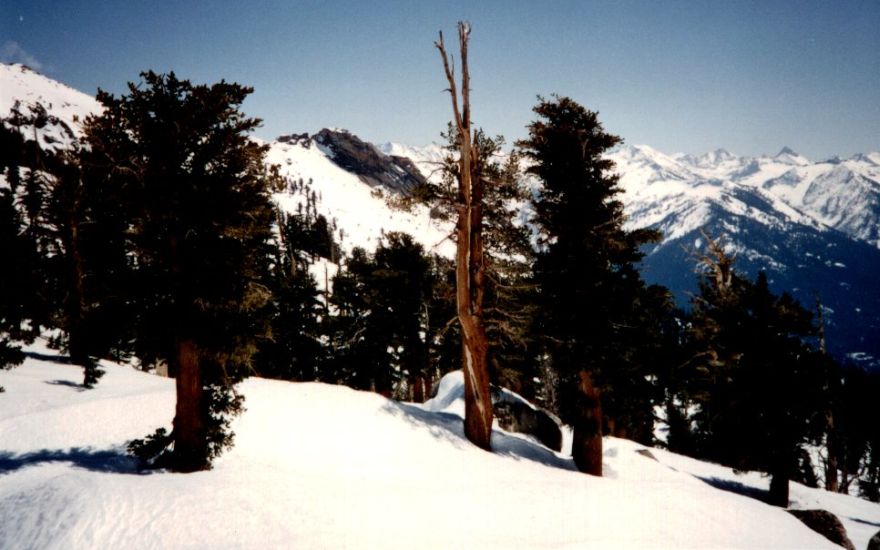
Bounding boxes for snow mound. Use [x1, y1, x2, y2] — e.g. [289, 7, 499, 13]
[3, 345, 877, 549]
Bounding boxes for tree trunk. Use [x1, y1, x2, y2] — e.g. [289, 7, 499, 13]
[572, 370, 603, 475]
[769, 447, 792, 507]
[412, 375, 425, 403]
[825, 415, 840, 493]
[172, 338, 207, 472]
[62, 181, 93, 384]
[769, 470, 790, 507]
[436, 22, 493, 451]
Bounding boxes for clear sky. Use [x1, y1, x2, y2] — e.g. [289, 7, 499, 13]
[2, 0, 878, 159]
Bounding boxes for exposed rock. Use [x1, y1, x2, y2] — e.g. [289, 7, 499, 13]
[786, 509, 855, 550]
[492, 387, 563, 452]
[313, 128, 427, 194]
[277, 132, 311, 147]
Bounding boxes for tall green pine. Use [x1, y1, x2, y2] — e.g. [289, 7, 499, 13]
[86, 71, 278, 471]
[518, 96, 660, 474]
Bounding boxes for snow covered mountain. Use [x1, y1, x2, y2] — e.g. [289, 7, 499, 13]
[608, 144, 880, 368]
[3, 62, 879, 368]
[2, 341, 878, 549]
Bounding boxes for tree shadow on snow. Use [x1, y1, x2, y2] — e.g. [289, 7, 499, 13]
[24, 351, 73, 364]
[0, 448, 144, 475]
[381, 401, 576, 472]
[695, 476, 771, 504]
[850, 517, 880, 528]
[44, 380, 87, 391]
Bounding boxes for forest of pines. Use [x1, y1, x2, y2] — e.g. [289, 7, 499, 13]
[1, 25, 879, 505]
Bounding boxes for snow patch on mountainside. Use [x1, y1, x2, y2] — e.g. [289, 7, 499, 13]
[0, 63, 99, 149]
[267, 138, 454, 256]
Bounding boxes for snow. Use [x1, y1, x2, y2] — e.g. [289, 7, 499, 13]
[267, 139, 454, 258]
[3, 344, 878, 549]
[0, 64, 99, 128]
[0, 63, 100, 152]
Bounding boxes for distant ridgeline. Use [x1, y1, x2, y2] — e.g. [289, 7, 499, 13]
[608, 144, 880, 371]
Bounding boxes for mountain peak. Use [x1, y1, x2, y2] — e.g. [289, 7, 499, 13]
[776, 146, 798, 157]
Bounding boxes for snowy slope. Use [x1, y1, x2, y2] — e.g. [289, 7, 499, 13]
[611, 144, 880, 249]
[267, 136, 454, 257]
[0, 64, 99, 152]
[4, 344, 879, 549]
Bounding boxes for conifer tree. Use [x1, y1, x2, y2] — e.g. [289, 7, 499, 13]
[688, 238, 826, 506]
[85, 71, 278, 472]
[0, 119, 42, 374]
[0, 186, 37, 374]
[254, 210, 324, 381]
[1, 104, 132, 386]
[328, 233, 433, 396]
[518, 96, 660, 475]
[408, 126, 539, 398]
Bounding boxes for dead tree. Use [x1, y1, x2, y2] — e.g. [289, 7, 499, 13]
[435, 22, 493, 450]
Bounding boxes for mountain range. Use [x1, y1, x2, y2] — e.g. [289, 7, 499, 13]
[2, 62, 878, 369]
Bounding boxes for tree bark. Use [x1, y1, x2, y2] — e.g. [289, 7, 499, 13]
[769, 471, 790, 507]
[825, 413, 840, 493]
[172, 338, 207, 472]
[60, 170, 92, 381]
[436, 23, 493, 451]
[572, 370, 603, 475]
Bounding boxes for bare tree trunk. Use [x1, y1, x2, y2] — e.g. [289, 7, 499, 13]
[436, 22, 493, 451]
[572, 370, 603, 475]
[172, 338, 207, 472]
[817, 297, 840, 493]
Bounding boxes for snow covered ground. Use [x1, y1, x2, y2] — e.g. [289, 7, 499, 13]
[2, 340, 878, 549]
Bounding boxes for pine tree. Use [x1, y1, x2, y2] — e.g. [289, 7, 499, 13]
[328, 233, 433, 397]
[254, 210, 324, 382]
[518, 96, 660, 475]
[0, 185, 37, 374]
[84, 71, 278, 472]
[0, 118, 42, 374]
[408, 126, 539, 398]
[688, 239, 826, 506]
[1, 103, 134, 387]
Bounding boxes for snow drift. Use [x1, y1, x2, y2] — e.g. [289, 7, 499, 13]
[2, 342, 879, 549]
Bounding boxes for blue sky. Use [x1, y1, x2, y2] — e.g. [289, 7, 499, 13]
[2, 0, 878, 159]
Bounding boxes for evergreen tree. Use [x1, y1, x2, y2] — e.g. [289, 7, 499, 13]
[411, 127, 539, 398]
[84, 71, 278, 472]
[328, 233, 433, 397]
[518, 96, 660, 475]
[0, 118, 42, 374]
[828, 363, 880, 500]
[688, 239, 826, 506]
[1, 104, 133, 386]
[254, 210, 324, 382]
[326, 246, 375, 388]
[0, 186, 37, 374]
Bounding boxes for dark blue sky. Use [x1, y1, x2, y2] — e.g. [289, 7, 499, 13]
[2, 0, 878, 158]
